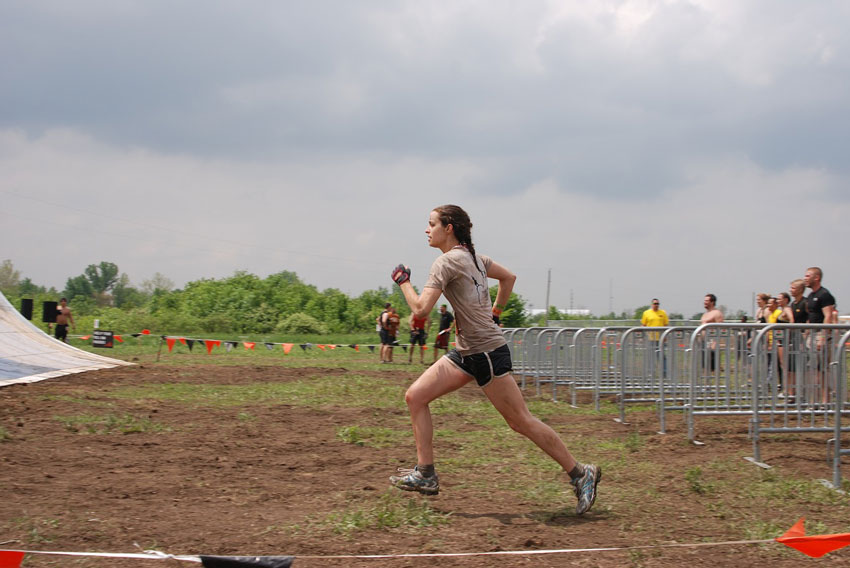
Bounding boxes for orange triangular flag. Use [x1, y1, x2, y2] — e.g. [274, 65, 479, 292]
[166, 337, 176, 352]
[179, 337, 187, 345]
[776, 517, 850, 558]
[114, 335, 123, 343]
[282, 343, 294, 355]
[80, 335, 91, 340]
[328, 344, 336, 350]
[317, 344, 326, 350]
[243, 341, 255, 350]
[141, 329, 151, 335]
[206, 340, 221, 354]
[0, 550, 25, 568]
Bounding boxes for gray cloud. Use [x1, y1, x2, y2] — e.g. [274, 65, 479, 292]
[1, 1, 848, 315]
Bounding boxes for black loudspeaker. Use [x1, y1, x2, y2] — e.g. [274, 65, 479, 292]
[42, 301, 58, 323]
[20, 298, 33, 320]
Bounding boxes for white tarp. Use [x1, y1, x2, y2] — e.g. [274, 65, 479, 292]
[0, 292, 131, 387]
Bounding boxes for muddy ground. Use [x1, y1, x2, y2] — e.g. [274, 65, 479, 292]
[1, 364, 848, 567]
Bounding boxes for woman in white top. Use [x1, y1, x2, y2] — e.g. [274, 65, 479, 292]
[389, 204, 601, 515]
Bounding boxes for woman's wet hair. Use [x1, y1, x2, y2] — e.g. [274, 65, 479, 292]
[433, 204, 480, 271]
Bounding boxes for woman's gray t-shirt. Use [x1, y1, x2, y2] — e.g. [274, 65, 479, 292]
[424, 248, 506, 356]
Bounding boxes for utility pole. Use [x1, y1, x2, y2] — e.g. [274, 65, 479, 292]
[544, 268, 551, 326]
[609, 278, 613, 315]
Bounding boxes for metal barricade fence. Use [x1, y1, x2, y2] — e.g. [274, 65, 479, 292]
[614, 328, 656, 423]
[592, 327, 633, 410]
[614, 327, 697, 426]
[563, 328, 599, 406]
[504, 323, 849, 487]
[830, 330, 850, 489]
[503, 327, 520, 363]
[511, 328, 558, 388]
[546, 328, 582, 403]
[528, 328, 581, 399]
[748, 324, 850, 470]
[656, 327, 697, 433]
[685, 323, 766, 442]
[529, 328, 560, 394]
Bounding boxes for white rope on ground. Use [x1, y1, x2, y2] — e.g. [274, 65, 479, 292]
[5, 549, 201, 563]
[298, 538, 776, 559]
[7, 538, 778, 563]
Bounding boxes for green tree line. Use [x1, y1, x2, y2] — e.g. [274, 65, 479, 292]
[0, 259, 530, 334]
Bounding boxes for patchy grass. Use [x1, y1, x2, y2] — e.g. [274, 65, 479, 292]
[312, 490, 451, 536]
[54, 412, 170, 434]
[337, 425, 407, 448]
[104, 374, 403, 409]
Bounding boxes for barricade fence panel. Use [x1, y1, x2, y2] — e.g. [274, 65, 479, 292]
[748, 324, 850, 466]
[504, 323, 850, 486]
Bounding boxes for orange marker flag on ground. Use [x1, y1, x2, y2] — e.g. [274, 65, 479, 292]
[114, 335, 123, 343]
[243, 341, 256, 350]
[206, 340, 221, 354]
[776, 517, 850, 558]
[80, 335, 91, 340]
[141, 329, 151, 335]
[316, 344, 326, 350]
[166, 337, 177, 352]
[0, 550, 24, 568]
[282, 343, 294, 355]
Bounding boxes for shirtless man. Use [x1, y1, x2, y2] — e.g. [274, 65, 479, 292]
[700, 294, 724, 324]
[700, 294, 723, 371]
[54, 297, 75, 343]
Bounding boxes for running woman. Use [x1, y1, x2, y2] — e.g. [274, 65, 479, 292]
[389, 204, 601, 515]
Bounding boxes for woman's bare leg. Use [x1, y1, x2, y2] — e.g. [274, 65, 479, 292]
[404, 357, 473, 465]
[482, 373, 578, 472]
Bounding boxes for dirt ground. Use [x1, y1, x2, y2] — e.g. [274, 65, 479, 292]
[2, 364, 848, 567]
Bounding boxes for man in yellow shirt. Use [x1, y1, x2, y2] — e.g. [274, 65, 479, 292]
[641, 299, 669, 330]
[641, 299, 669, 376]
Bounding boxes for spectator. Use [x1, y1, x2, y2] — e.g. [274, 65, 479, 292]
[408, 311, 430, 364]
[386, 306, 401, 363]
[378, 303, 393, 363]
[755, 293, 771, 323]
[700, 294, 724, 324]
[433, 304, 454, 363]
[804, 267, 837, 402]
[640, 298, 668, 376]
[700, 294, 723, 371]
[804, 267, 836, 324]
[787, 280, 808, 398]
[53, 297, 76, 343]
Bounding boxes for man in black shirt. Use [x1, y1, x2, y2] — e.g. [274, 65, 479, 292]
[432, 304, 454, 363]
[803, 267, 837, 403]
[804, 267, 836, 324]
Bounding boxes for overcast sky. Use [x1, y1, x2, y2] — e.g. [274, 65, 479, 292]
[1, 1, 848, 318]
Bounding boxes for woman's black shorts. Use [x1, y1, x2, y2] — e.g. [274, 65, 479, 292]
[445, 344, 513, 388]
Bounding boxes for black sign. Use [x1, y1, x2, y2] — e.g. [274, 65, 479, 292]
[92, 330, 114, 348]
